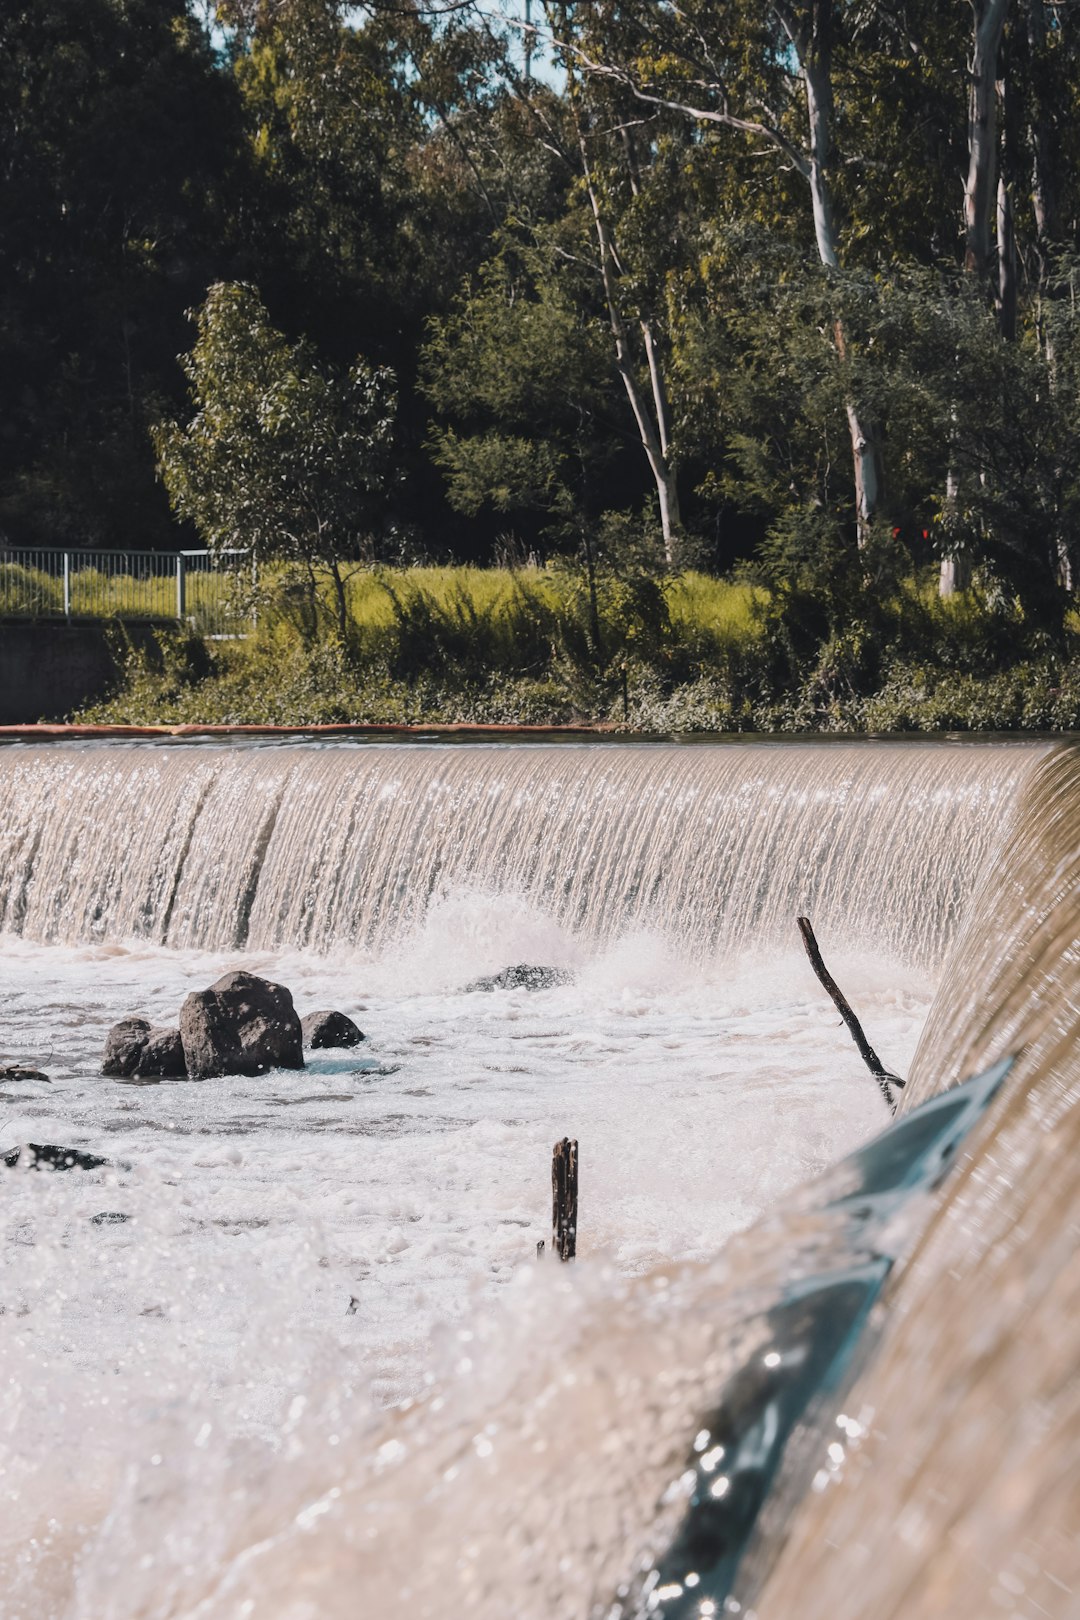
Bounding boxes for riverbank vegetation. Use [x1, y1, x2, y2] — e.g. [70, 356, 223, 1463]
[79, 564, 1080, 731]
[10, 0, 1080, 729]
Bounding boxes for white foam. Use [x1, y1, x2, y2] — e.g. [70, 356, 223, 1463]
[0, 925, 927, 1617]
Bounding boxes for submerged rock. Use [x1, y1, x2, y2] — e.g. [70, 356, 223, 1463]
[0, 1065, 49, 1083]
[134, 1027, 186, 1079]
[102, 1017, 151, 1076]
[3, 1143, 108, 1172]
[180, 970, 304, 1079]
[301, 1009, 366, 1050]
[465, 964, 574, 993]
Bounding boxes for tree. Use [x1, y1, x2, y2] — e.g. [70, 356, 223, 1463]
[556, 0, 889, 544]
[223, 0, 513, 556]
[154, 282, 395, 638]
[0, 0, 247, 548]
[422, 244, 620, 529]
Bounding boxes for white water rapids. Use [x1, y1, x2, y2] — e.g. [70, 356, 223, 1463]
[0, 737, 1069, 1620]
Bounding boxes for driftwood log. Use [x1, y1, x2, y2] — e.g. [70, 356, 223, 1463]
[552, 1138, 578, 1261]
[797, 916, 904, 1113]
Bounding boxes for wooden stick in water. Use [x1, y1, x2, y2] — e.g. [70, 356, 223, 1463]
[797, 916, 903, 1113]
[552, 1138, 578, 1261]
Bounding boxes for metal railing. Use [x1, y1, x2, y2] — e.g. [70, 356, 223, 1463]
[0, 548, 254, 636]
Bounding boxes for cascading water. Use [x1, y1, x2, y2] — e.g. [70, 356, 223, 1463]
[752, 742, 1080, 1620]
[1, 736, 1075, 1620]
[0, 740, 1034, 962]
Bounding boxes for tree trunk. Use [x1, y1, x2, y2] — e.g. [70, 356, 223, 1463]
[997, 172, 1017, 341]
[965, 0, 1011, 275]
[802, 12, 884, 544]
[329, 558, 348, 642]
[942, 0, 1011, 597]
[1025, 0, 1069, 589]
[640, 317, 683, 550]
[578, 134, 682, 565]
[939, 555, 972, 597]
[939, 439, 970, 599]
[1027, 0, 1055, 245]
[581, 524, 603, 668]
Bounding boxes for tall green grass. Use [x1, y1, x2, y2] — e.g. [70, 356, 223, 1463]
[76, 561, 1080, 732]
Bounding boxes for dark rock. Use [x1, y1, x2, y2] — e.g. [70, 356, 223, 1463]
[301, 1010, 366, 1050]
[3, 1143, 108, 1171]
[102, 1017, 151, 1076]
[0, 1065, 49, 1083]
[91, 1211, 130, 1225]
[134, 1027, 186, 1079]
[465, 964, 574, 993]
[179, 971, 304, 1079]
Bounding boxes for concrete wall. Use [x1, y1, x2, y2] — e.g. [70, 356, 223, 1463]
[0, 621, 159, 723]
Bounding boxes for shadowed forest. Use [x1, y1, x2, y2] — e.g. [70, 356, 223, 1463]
[8, 0, 1080, 728]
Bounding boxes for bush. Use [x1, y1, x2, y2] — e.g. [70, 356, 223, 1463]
[77, 563, 1080, 733]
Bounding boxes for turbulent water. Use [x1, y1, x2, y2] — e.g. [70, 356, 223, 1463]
[1, 736, 1075, 1620]
[0, 740, 1029, 962]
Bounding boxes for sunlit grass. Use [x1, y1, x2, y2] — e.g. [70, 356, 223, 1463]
[341, 564, 563, 627]
[667, 572, 766, 643]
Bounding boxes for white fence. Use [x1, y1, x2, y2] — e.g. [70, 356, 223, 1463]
[0, 548, 254, 636]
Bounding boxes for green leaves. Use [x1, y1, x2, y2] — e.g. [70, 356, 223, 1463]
[155, 281, 395, 571]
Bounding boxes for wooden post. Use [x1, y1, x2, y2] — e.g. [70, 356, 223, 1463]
[552, 1137, 578, 1261]
[797, 916, 903, 1112]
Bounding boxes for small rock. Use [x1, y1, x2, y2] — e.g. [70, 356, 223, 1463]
[179, 971, 304, 1079]
[91, 1211, 130, 1226]
[301, 1010, 366, 1050]
[0, 1065, 49, 1083]
[3, 1143, 108, 1172]
[465, 964, 573, 993]
[134, 1027, 186, 1079]
[102, 1018, 151, 1077]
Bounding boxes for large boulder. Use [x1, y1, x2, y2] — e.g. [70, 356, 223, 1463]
[179, 971, 304, 1079]
[102, 1018, 151, 1077]
[301, 1010, 365, 1050]
[134, 1027, 186, 1079]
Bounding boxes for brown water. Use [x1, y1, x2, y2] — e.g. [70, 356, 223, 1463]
[1, 737, 1076, 1620]
[755, 743, 1080, 1620]
[0, 740, 1031, 964]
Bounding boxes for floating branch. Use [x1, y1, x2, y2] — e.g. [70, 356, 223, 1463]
[797, 916, 904, 1113]
[552, 1137, 578, 1261]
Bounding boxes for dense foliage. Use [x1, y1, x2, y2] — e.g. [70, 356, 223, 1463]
[9, 0, 1080, 725]
[76, 563, 1080, 733]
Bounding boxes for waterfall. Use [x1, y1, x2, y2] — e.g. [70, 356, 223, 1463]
[1, 736, 1075, 1620]
[0, 741, 1038, 962]
[750, 741, 1080, 1620]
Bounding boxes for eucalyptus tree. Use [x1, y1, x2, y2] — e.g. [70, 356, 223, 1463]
[552, 0, 891, 545]
[506, 26, 688, 562]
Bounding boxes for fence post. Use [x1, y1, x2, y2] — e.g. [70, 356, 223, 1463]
[551, 1137, 578, 1261]
[63, 552, 71, 621]
[175, 553, 186, 621]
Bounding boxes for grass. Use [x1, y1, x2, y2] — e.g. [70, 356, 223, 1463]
[71, 560, 1080, 732]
